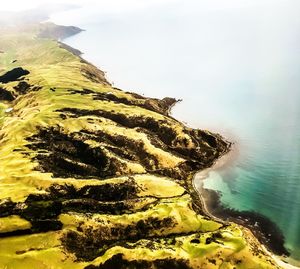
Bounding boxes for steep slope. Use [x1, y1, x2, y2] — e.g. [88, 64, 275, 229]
[0, 23, 281, 268]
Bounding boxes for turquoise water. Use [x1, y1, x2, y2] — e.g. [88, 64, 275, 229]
[51, 0, 300, 262]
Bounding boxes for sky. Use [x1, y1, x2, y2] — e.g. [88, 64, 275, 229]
[0, 0, 174, 12]
[0, 0, 289, 13]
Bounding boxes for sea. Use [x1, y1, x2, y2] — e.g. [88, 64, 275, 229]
[50, 0, 300, 264]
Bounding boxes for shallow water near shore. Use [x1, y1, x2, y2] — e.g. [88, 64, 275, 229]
[51, 0, 300, 263]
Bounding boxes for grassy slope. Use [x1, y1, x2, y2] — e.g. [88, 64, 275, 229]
[0, 23, 281, 268]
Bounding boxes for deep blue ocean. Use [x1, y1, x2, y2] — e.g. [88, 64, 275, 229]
[51, 0, 300, 264]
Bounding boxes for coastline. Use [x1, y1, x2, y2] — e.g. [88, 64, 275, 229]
[1, 23, 232, 267]
[1, 6, 299, 265]
[191, 143, 299, 268]
[56, 23, 298, 268]
[192, 141, 235, 222]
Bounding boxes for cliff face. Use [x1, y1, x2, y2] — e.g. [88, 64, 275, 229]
[0, 24, 281, 268]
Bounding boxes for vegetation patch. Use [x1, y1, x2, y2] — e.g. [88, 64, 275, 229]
[0, 67, 29, 83]
[85, 253, 190, 269]
[26, 127, 121, 179]
[0, 87, 14, 101]
[63, 216, 176, 261]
